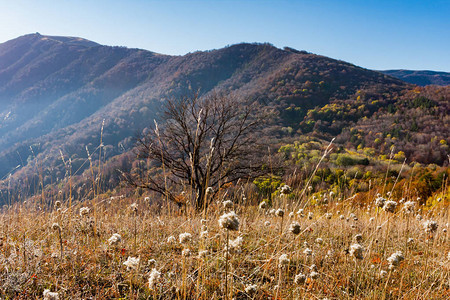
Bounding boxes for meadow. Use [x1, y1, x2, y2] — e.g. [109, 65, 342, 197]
[0, 184, 448, 299]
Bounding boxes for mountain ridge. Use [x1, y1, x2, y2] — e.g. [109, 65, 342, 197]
[0, 34, 447, 198]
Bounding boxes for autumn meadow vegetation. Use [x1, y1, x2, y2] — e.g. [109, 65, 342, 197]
[0, 93, 448, 299]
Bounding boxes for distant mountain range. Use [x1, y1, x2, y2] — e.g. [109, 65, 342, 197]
[381, 69, 450, 86]
[0, 33, 448, 196]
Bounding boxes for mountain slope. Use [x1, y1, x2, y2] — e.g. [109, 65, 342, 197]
[381, 69, 450, 86]
[0, 33, 431, 191]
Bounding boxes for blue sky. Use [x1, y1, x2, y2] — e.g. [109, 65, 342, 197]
[1, 0, 449, 71]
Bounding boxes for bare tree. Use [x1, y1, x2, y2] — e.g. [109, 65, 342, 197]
[122, 92, 271, 210]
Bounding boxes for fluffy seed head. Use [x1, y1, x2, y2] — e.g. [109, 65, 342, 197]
[275, 209, 285, 217]
[387, 251, 404, 267]
[223, 200, 233, 209]
[278, 254, 290, 267]
[51, 223, 60, 231]
[148, 268, 161, 289]
[294, 273, 306, 284]
[289, 221, 301, 235]
[245, 284, 258, 295]
[108, 233, 122, 246]
[375, 196, 386, 208]
[349, 243, 364, 260]
[123, 256, 140, 270]
[218, 211, 239, 231]
[179, 232, 192, 244]
[79, 207, 90, 217]
[423, 220, 438, 233]
[167, 236, 176, 244]
[402, 201, 416, 214]
[259, 201, 267, 209]
[383, 200, 397, 213]
[43, 289, 59, 300]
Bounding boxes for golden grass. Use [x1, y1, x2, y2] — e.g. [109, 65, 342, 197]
[0, 193, 448, 299]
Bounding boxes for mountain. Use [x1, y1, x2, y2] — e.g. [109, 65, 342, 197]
[381, 69, 450, 86]
[0, 33, 448, 201]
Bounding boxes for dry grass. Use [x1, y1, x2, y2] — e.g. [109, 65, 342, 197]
[0, 191, 448, 299]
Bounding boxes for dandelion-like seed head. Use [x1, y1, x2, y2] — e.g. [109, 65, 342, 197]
[108, 233, 122, 246]
[179, 232, 192, 244]
[54, 201, 61, 209]
[167, 235, 176, 244]
[304, 248, 313, 256]
[309, 271, 319, 279]
[148, 268, 161, 289]
[278, 254, 290, 268]
[51, 223, 60, 231]
[402, 201, 416, 214]
[223, 200, 233, 209]
[423, 220, 438, 233]
[315, 238, 323, 244]
[79, 207, 90, 217]
[264, 221, 271, 226]
[279, 184, 292, 195]
[383, 200, 397, 213]
[294, 273, 306, 284]
[43, 289, 59, 300]
[354, 234, 363, 243]
[218, 211, 239, 231]
[123, 256, 140, 270]
[387, 251, 404, 268]
[289, 221, 301, 235]
[205, 187, 213, 196]
[275, 208, 284, 217]
[325, 212, 332, 219]
[375, 196, 386, 208]
[245, 284, 258, 295]
[349, 243, 364, 260]
[130, 202, 138, 213]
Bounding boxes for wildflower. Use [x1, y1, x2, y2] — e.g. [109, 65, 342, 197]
[245, 284, 258, 295]
[423, 220, 438, 233]
[325, 212, 332, 219]
[275, 209, 284, 217]
[375, 196, 386, 208]
[130, 203, 138, 212]
[380, 270, 387, 278]
[179, 232, 192, 244]
[182, 248, 191, 257]
[309, 271, 319, 279]
[148, 268, 161, 289]
[403, 201, 416, 214]
[289, 221, 301, 235]
[218, 211, 240, 231]
[280, 184, 292, 195]
[294, 273, 306, 284]
[289, 212, 294, 218]
[223, 200, 233, 209]
[54, 201, 61, 209]
[354, 234, 363, 243]
[259, 201, 267, 209]
[303, 248, 313, 256]
[167, 235, 176, 244]
[269, 208, 276, 215]
[264, 221, 271, 226]
[51, 223, 60, 231]
[108, 233, 122, 246]
[79, 207, 90, 217]
[123, 256, 140, 270]
[297, 208, 304, 215]
[369, 217, 375, 222]
[43, 289, 59, 300]
[383, 200, 397, 213]
[315, 238, 323, 244]
[144, 196, 150, 202]
[339, 214, 345, 220]
[278, 254, 290, 267]
[349, 243, 363, 260]
[387, 251, 404, 268]
[308, 212, 313, 219]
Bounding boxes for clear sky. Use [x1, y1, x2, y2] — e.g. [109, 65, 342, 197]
[1, 0, 449, 71]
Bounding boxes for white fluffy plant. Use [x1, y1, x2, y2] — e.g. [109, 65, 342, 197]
[218, 211, 239, 299]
